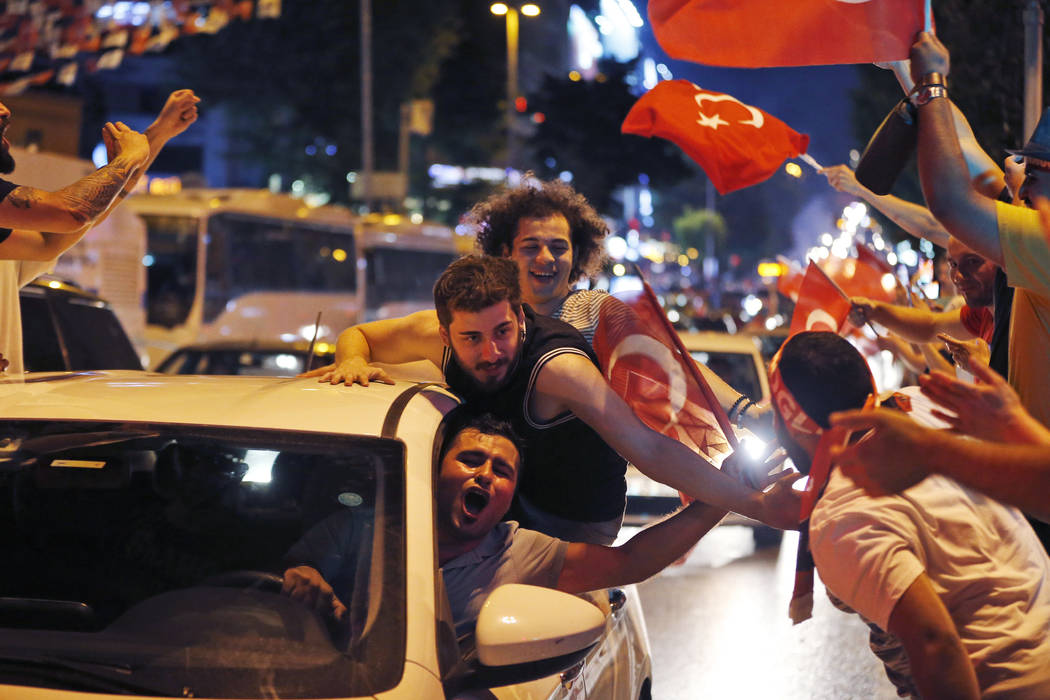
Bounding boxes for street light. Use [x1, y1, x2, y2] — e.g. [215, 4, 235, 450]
[491, 3, 540, 168]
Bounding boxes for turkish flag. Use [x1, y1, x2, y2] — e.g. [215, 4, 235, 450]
[788, 262, 852, 336]
[649, 0, 925, 68]
[622, 81, 809, 195]
[592, 287, 734, 467]
[777, 255, 805, 302]
[823, 249, 897, 303]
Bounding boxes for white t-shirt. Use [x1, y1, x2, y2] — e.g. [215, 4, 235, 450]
[810, 469, 1050, 698]
[0, 258, 55, 374]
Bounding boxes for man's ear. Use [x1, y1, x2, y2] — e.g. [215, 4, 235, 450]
[438, 324, 450, 347]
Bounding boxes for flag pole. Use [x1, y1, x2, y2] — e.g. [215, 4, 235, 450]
[799, 153, 823, 171]
[811, 261, 882, 337]
[924, 0, 933, 33]
[631, 264, 739, 449]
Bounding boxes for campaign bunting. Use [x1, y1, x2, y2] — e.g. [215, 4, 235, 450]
[788, 261, 852, 336]
[622, 80, 809, 195]
[592, 283, 735, 467]
[649, 0, 926, 68]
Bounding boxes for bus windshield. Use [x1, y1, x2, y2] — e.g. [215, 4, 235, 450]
[204, 214, 358, 323]
[142, 214, 199, 329]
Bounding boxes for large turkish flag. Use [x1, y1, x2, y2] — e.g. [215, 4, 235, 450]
[622, 80, 808, 195]
[592, 288, 734, 467]
[649, 0, 925, 68]
[788, 262, 853, 336]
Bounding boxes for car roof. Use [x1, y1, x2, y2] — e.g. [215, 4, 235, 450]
[0, 371, 455, 437]
[166, 338, 334, 355]
[678, 331, 762, 354]
[22, 276, 108, 304]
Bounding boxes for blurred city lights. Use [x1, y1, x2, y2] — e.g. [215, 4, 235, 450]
[332, 248, 347, 262]
[521, 3, 541, 16]
[490, 3, 509, 15]
[742, 295, 763, 316]
[785, 162, 802, 178]
[612, 263, 626, 276]
[881, 273, 897, 292]
[757, 262, 784, 278]
[667, 309, 681, 323]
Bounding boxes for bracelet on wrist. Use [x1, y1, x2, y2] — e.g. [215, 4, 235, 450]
[735, 399, 756, 428]
[914, 84, 948, 107]
[728, 395, 749, 421]
[918, 71, 946, 89]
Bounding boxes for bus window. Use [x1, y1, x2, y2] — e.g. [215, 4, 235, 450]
[204, 214, 357, 323]
[142, 215, 199, 329]
[365, 247, 457, 308]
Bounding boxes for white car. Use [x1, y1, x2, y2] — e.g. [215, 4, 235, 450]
[0, 372, 652, 700]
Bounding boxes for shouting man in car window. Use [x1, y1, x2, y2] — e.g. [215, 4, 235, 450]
[284, 408, 773, 632]
[0, 90, 200, 374]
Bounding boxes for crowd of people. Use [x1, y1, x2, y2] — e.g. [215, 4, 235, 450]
[0, 24, 1046, 700]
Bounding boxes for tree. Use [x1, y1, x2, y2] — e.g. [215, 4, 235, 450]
[673, 207, 727, 258]
[173, 0, 462, 202]
[527, 59, 697, 214]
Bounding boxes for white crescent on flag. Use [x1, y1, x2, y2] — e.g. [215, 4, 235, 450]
[805, 308, 841, 332]
[693, 89, 764, 129]
[607, 334, 687, 416]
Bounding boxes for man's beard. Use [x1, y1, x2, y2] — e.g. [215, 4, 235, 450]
[0, 146, 15, 175]
[455, 350, 521, 394]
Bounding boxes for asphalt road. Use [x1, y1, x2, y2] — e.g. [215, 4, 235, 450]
[632, 526, 901, 699]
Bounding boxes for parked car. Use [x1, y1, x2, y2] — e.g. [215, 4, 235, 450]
[20, 276, 142, 372]
[624, 332, 780, 544]
[155, 339, 336, 376]
[0, 371, 652, 699]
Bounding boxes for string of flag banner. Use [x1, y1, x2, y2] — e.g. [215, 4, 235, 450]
[0, 0, 281, 95]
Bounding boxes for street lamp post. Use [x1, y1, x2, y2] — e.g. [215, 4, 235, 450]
[491, 3, 540, 169]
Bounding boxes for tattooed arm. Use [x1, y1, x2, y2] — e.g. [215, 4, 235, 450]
[0, 121, 148, 238]
[0, 90, 200, 262]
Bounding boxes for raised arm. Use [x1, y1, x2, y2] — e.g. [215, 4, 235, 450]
[887, 574, 980, 700]
[822, 165, 951, 248]
[533, 353, 802, 530]
[850, 296, 970, 343]
[556, 500, 725, 593]
[0, 90, 200, 262]
[310, 309, 445, 385]
[911, 32, 1003, 265]
[0, 122, 149, 235]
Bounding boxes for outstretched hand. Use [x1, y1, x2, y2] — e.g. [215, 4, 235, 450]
[909, 31, 949, 84]
[936, 333, 988, 371]
[820, 165, 867, 197]
[757, 469, 805, 531]
[103, 121, 150, 169]
[918, 363, 1050, 445]
[829, 408, 933, 496]
[299, 357, 394, 386]
[152, 89, 200, 140]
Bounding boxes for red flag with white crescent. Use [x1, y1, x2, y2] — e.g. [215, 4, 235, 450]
[592, 289, 733, 466]
[788, 261, 852, 336]
[649, 0, 926, 68]
[621, 80, 809, 195]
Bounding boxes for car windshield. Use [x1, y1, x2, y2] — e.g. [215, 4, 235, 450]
[0, 421, 406, 698]
[158, 349, 335, 377]
[689, 350, 762, 401]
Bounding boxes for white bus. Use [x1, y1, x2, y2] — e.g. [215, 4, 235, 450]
[124, 188, 470, 367]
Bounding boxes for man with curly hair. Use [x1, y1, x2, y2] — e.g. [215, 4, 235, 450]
[312, 178, 766, 429]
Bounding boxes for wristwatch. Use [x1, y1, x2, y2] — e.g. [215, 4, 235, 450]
[914, 84, 947, 106]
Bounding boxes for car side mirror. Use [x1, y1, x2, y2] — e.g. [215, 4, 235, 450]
[476, 584, 605, 666]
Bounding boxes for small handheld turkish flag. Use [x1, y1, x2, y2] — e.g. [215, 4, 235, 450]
[622, 80, 808, 195]
[788, 262, 852, 336]
[649, 0, 925, 68]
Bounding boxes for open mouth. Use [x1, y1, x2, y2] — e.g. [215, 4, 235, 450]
[530, 270, 556, 282]
[463, 487, 490, 518]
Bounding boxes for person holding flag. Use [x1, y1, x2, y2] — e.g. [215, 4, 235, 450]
[771, 331, 1050, 699]
[308, 255, 800, 545]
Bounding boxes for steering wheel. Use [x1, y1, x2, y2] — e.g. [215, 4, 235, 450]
[199, 570, 284, 593]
